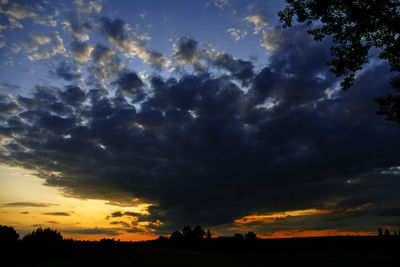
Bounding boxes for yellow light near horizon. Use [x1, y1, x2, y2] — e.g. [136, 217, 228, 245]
[0, 165, 157, 241]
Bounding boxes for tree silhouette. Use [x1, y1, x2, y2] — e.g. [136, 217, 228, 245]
[206, 230, 212, 239]
[384, 229, 391, 237]
[182, 226, 194, 240]
[0, 225, 19, 245]
[22, 227, 63, 246]
[170, 230, 184, 240]
[233, 233, 244, 240]
[278, 0, 400, 122]
[193, 225, 206, 240]
[244, 232, 257, 240]
[378, 228, 383, 237]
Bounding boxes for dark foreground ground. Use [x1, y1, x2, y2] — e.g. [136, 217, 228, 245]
[2, 236, 399, 266]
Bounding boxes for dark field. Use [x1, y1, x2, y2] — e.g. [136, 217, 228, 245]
[3, 236, 399, 267]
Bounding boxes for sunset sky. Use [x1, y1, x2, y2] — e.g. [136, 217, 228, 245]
[0, 0, 399, 241]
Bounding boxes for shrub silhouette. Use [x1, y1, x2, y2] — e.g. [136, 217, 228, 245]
[22, 227, 63, 246]
[244, 232, 257, 240]
[182, 226, 194, 239]
[233, 233, 244, 240]
[193, 225, 206, 240]
[206, 230, 212, 239]
[384, 230, 391, 237]
[181, 225, 206, 240]
[170, 230, 184, 240]
[378, 228, 383, 237]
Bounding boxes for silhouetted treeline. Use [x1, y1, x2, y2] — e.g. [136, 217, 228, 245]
[1, 225, 400, 266]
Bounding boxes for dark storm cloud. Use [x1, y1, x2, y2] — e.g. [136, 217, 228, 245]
[53, 61, 81, 81]
[0, 82, 24, 91]
[58, 85, 86, 105]
[3, 202, 56, 207]
[1, 25, 400, 234]
[100, 17, 126, 45]
[173, 36, 199, 62]
[113, 71, 144, 95]
[210, 52, 254, 86]
[99, 16, 170, 68]
[172, 36, 253, 84]
[173, 36, 204, 69]
[92, 44, 116, 65]
[0, 98, 19, 115]
[89, 44, 124, 83]
[69, 40, 93, 62]
[43, 212, 71, 216]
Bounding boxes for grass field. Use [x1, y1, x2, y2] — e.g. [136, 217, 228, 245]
[6, 245, 398, 267]
[3, 236, 399, 266]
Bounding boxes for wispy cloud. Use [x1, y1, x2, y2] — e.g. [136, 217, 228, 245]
[43, 212, 71, 216]
[3, 202, 57, 207]
[62, 227, 119, 235]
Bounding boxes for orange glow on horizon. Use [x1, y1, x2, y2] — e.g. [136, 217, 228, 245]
[258, 229, 375, 239]
[62, 232, 158, 242]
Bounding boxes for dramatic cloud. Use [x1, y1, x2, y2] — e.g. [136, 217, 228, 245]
[1, 16, 399, 238]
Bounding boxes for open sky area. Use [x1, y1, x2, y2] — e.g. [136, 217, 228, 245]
[0, 0, 399, 241]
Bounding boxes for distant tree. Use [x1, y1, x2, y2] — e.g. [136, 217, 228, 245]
[384, 229, 391, 237]
[206, 230, 212, 239]
[193, 226, 206, 240]
[0, 225, 19, 244]
[233, 233, 244, 240]
[22, 227, 63, 245]
[156, 236, 168, 241]
[182, 226, 194, 240]
[244, 232, 257, 240]
[170, 231, 184, 240]
[378, 228, 383, 237]
[278, 0, 400, 123]
[100, 238, 116, 249]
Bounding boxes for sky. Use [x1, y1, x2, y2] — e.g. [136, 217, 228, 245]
[0, 0, 399, 241]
